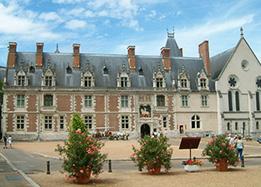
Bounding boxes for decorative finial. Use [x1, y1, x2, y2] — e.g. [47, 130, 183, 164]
[240, 27, 244, 38]
[167, 27, 175, 39]
[55, 43, 60, 53]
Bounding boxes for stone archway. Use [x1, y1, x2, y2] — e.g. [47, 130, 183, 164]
[141, 124, 150, 138]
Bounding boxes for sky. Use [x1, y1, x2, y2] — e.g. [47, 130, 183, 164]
[0, 0, 260, 67]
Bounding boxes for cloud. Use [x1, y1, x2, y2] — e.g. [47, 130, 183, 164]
[39, 12, 63, 22]
[64, 19, 88, 30]
[52, 0, 86, 4]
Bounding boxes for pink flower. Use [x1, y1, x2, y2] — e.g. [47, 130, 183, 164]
[80, 169, 84, 173]
[75, 129, 81, 134]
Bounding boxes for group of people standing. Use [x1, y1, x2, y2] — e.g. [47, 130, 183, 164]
[227, 134, 244, 167]
[3, 134, 12, 149]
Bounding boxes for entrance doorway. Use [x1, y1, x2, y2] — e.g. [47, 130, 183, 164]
[141, 124, 150, 138]
[179, 125, 184, 134]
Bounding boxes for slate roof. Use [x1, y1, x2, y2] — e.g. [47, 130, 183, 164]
[6, 36, 216, 91]
[210, 48, 235, 80]
[165, 37, 182, 57]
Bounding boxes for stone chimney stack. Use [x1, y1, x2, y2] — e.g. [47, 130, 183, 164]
[73, 44, 80, 68]
[36, 42, 44, 67]
[199, 41, 211, 76]
[127, 46, 136, 70]
[161, 47, 171, 71]
[7, 42, 17, 68]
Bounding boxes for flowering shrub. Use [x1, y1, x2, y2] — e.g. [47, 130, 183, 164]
[202, 135, 238, 166]
[56, 114, 107, 178]
[131, 135, 173, 172]
[184, 158, 203, 166]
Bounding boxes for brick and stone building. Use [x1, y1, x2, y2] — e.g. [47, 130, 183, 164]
[2, 29, 261, 140]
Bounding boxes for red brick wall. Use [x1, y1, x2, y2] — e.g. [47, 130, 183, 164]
[96, 114, 105, 128]
[28, 114, 37, 132]
[95, 96, 104, 112]
[7, 114, 13, 131]
[75, 95, 82, 112]
[7, 95, 14, 111]
[109, 114, 119, 131]
[109, 95, 118, 112]
[168, 96, 173, 111]
[57, 95, 71, 111]
[27, 95, 37, 111]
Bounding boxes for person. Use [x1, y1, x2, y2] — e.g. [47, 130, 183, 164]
[7, 135, 12, 149]
[235, 136, 244, 167]
[3, 134, 7, 149]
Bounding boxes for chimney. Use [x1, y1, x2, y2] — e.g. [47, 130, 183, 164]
[36, 42, 44, 67]
[73, 44, 80, 68]
[127, 46, 136, 70]
[199, 41, 211, 76]
[161, 47, 171, 71]
[179, 48, 183, 57]
[7, 42, 17, 68]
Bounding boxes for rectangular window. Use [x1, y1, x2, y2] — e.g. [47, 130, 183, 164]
[227, 122, 231, 131]
[84, 116, 92, 129]
[45, 76, 52, 86]
[201, 95, 208, 107]
[200, 78, 207, 88]
[156, 78, 163, 88]
[84, 95, 92, 108]
[121, 95, 128, 108]
[156, 95, 165, 107]
[235, 91, 240, 111]
[84, 76, 92, 87]
[16, 115, 25, 130]
[256, 92, 260, 111]
[256, 121, 259, 130]
[17, 95, 25, 108]
[60, 116, 64, 130]
[228, 91, 233, 111]
[44, 94, 53, 106]
[18, 75, 25, 86]
[121, 116, 129, 129]
[121, 77, 128, 87]
[235, 122, 238, 130]
[181, 95, 188, 107]
[44, 116, 52, 130]
[163, 116, 167, 128]
[180, 79, 187, 88]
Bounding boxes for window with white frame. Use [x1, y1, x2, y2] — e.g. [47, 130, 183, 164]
[163, 116, 167, 128]
[181, 95, 188, 107]
[180, 78, 187, 88]
[156, 77, 163, 88]
[120, 77, 128, 87]
[16, 115, 25, 130]
[156, 95, 165, 107]
[200, 78, 207, 88]
[191, 115, 200, 129]
[121, 115, 129, 129]
[84, 76, 92, 87]
[44, 94, 53, 106]
[44, 116, 52, 130]
[121, 95, 128, 108]
[18, 75, 25, 86]
[201, 95, 208, 107]
[45, 76, 52, 86]
[17, 95, 25, 108]
[84, 115, 92, 129]
[60, 116, 65, 130]
[84, 95, 92, 108]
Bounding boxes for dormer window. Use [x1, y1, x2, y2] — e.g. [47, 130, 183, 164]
[103, 66, 108, 75]
[29, 66, 35, 73]
[153, 70, 165, 88]
[42, 68, 55, 87]
[197, 70, 209, 90]
[81, 71, 95, 88]
[180, 78, 187, 88]
[15, 70, 28, 86]
[66, 66, 72, 74]
[138, 67, 143, 76]
[121, 77, 128, 87]
[117, 64, 130, 88]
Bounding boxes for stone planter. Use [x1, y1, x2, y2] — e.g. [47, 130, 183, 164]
[184, 165, 200, 172]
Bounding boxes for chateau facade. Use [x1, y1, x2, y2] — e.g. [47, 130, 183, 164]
[2, 30, 261, 140]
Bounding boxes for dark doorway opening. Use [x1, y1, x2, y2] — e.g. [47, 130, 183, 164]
[179, 125, 184, 134]
[141, 124, 150, 138]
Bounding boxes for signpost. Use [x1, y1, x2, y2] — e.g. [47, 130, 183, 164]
[179, 137, 201, 160]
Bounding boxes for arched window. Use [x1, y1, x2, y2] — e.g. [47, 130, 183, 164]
[66, 65, 72, 74]
[191, 115, 200, 129]
[103, 66, 108, 75]
[235, 91, 240, 111]
[228, 91, 233, 111]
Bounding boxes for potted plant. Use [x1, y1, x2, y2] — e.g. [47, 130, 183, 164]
[183, 157, 203, 172]
[56, 114, 107, 184]
[202, 135, 238, 171]
[130, 135, 173, 174]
